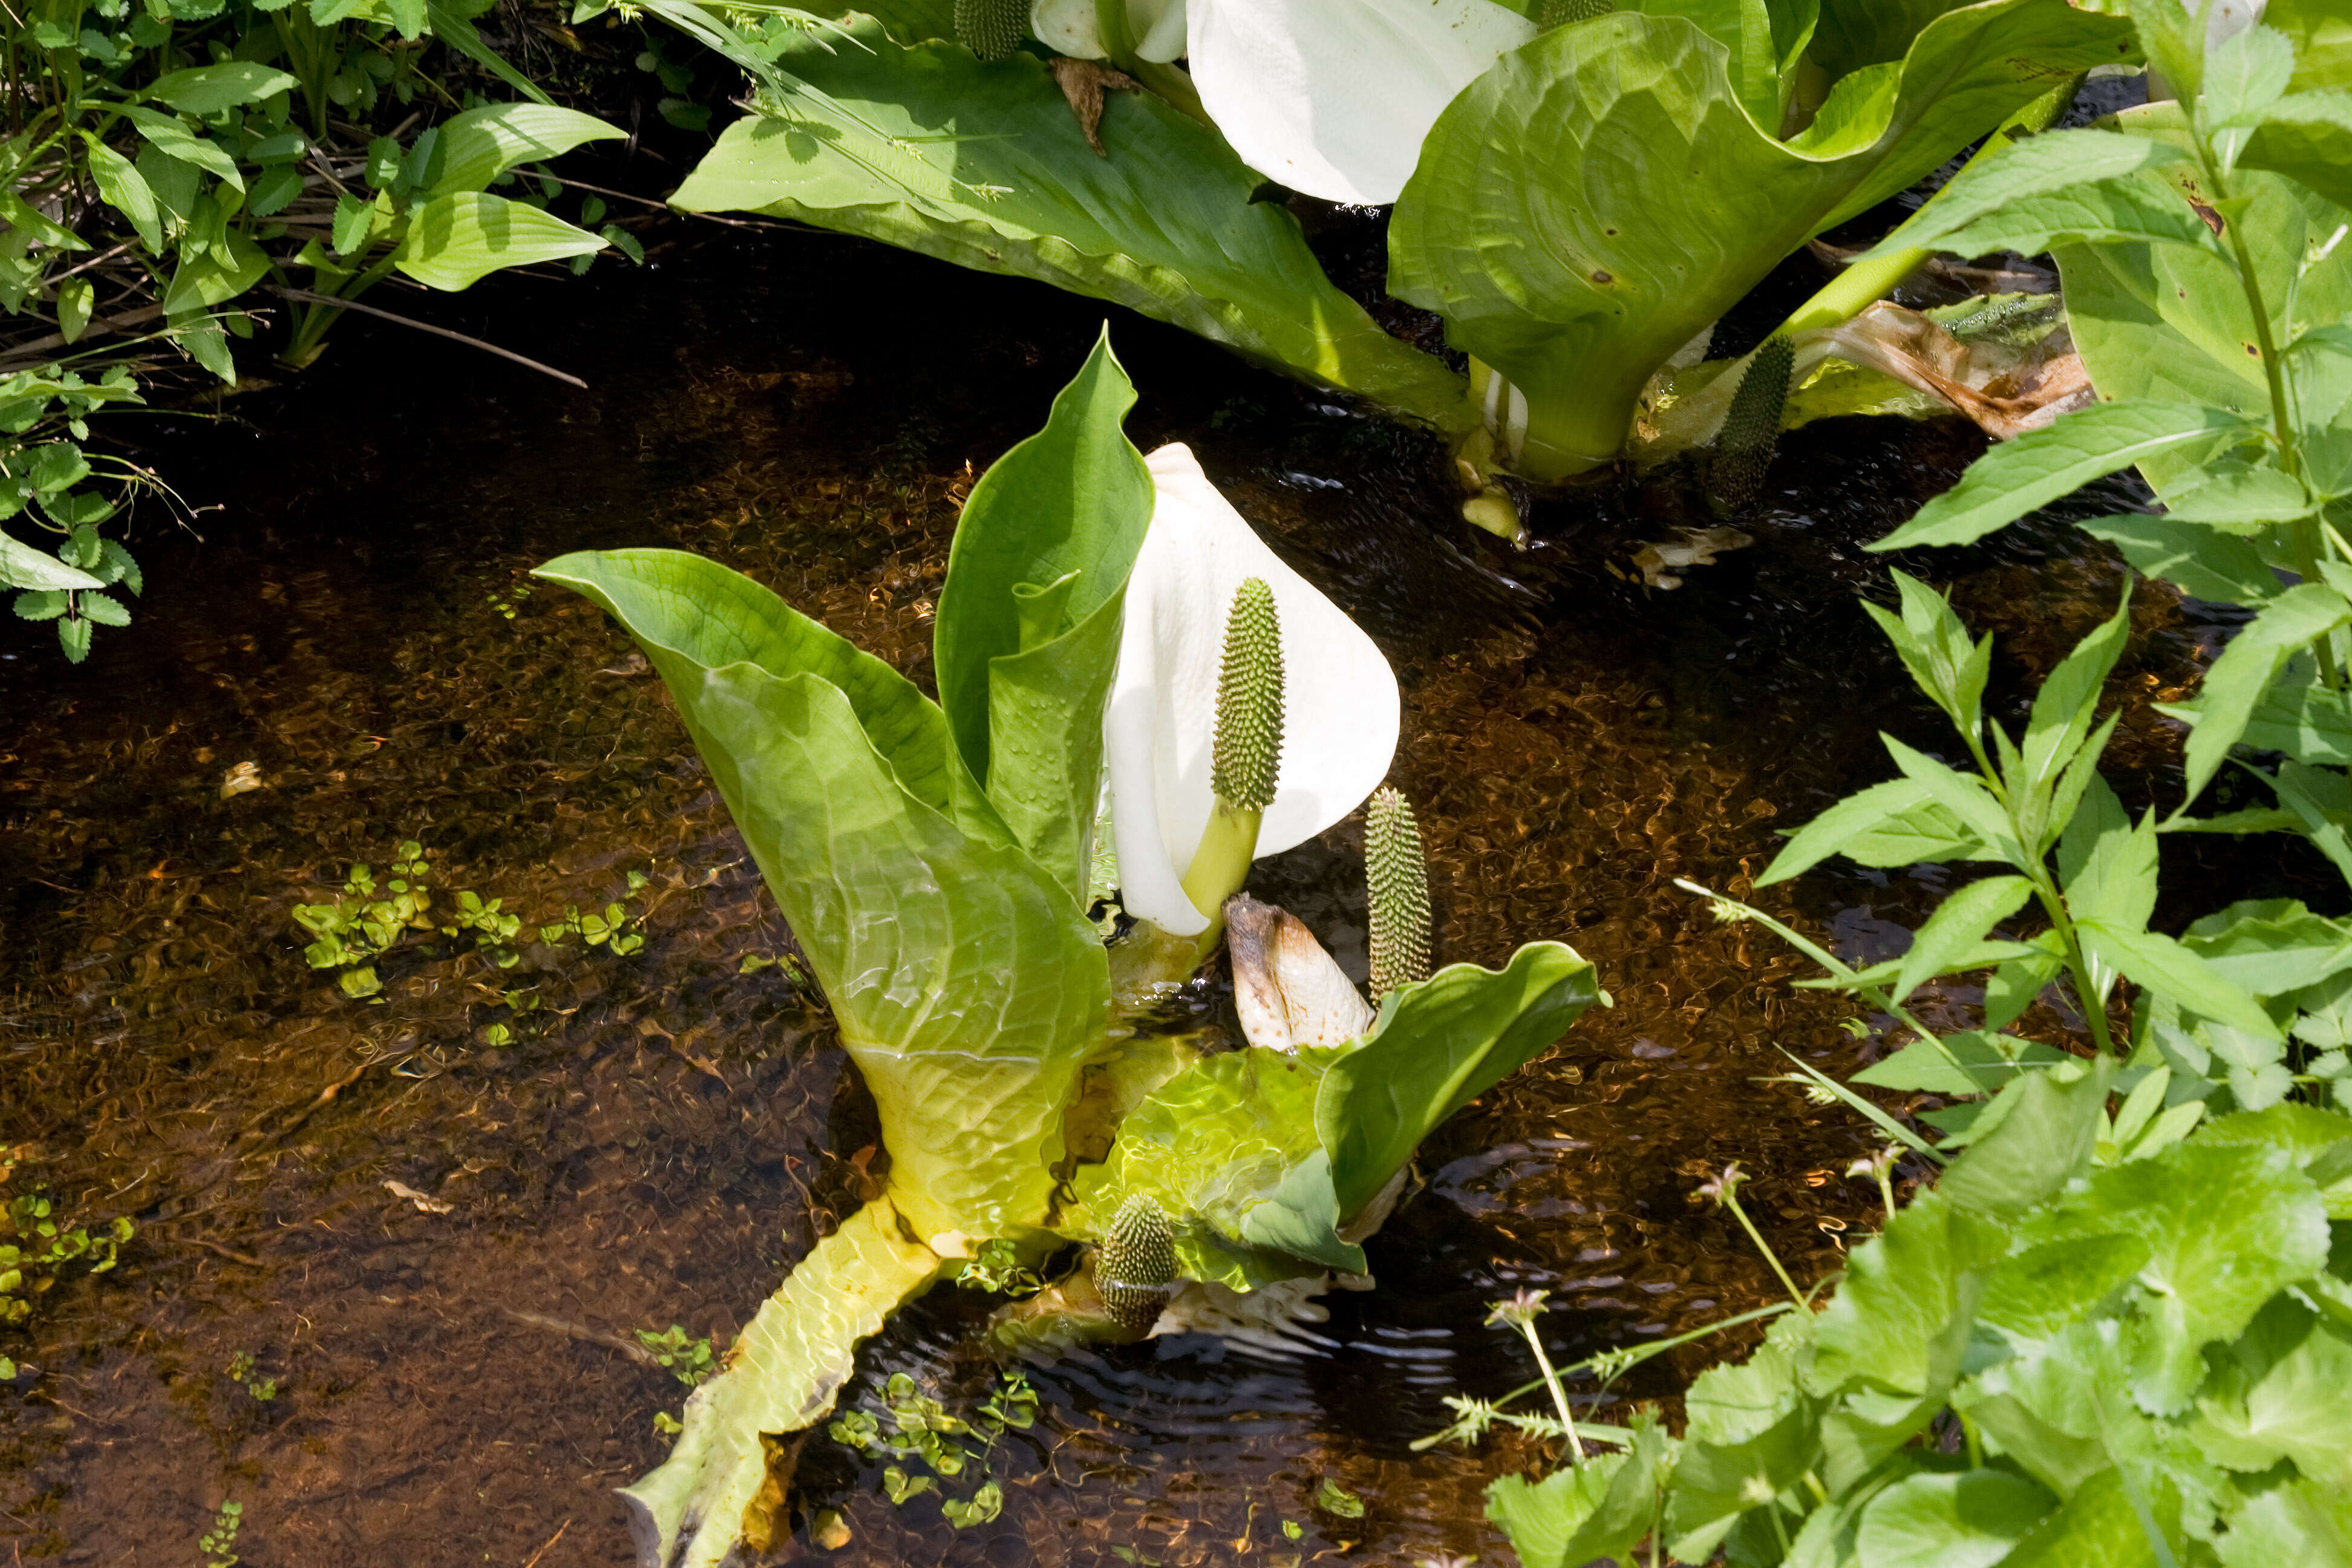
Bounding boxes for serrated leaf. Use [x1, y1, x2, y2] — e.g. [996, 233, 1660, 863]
[1893, 874, 2033, 1004]
[1859, 128, 2198, 260]
[1936, 1060, 2109, 1219]
[1870, 402, 2259, 550]
[2080, 514, 2282, 605]
[2020, 587, 2131, 804]
[2174, 581, 2352, 805]
[1757, 776, 1932, 885]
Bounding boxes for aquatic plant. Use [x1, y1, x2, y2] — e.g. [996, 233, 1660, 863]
[661, 0, 2137, 480]
[535, 331, 1602, 1566]
[1466, 1060, 2352, 1566]
[2, 0, 634, 659]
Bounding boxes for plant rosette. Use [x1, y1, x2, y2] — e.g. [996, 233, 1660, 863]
[537, 330, 1602, 1568]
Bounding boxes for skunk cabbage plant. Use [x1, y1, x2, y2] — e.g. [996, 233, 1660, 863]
[536, 333, 1601, 1567]
[666, 0, 2135, 480]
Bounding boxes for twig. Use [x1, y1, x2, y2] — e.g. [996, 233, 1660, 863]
[497, 1306, 662, 1367]
[272, 287, 588, 389]
[522, 171, 673, 211]
[191, 1237, 266, 1267]
[0, 302, 166, 366]
[519, 1520, 572, 1568]
[45, 238, 140, 285]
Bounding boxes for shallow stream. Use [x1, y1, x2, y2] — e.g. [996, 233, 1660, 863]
[0, 228, 2272, 1566]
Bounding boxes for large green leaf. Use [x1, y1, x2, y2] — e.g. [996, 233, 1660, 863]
[1073, 1047, 1357, 1289]
[2056, 103, 2352, 499]
[1387, 0, 2136, 478]
[1854, 1469, 2057, 1568]
[620, 1198, 946, 1568]
[1315, 941, 1601, 1219]
[669, 20, 1468, 426]
[933, 330, 1150, 900]
[534, 548, 1111, 1243]
[2020, 1140, 2331, 1412]
[1076, 941, 1600, 1285]
[2191, 1293, 2352, 1482]
[419, 102, 626, 197]
[1869, 402, 2260, 551]
[391, 192, 606, 290]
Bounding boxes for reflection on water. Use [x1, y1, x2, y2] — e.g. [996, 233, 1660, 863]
[0, 230, 2244, 1565]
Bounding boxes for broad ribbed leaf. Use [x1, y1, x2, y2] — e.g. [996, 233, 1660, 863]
[1388, 0, 2135, 477]
[1073, 1047, 1357, 1290]
[669, 20, 1468, 426]
[2218, 1478, 2352, 1568]
[2238, 91, 2352, 213]
[1855, 1470, 2056, 1568]
[933, 331, 1150, 900]
[420, 102, 625, 196]
[2057, 103, 2352, 499]
[2241, 679, 2352, 763]
[392, 192, 604, 290]
[1315, 941, 1601, 1219]
[534, 548, 1111, 1242]
[1076, 940, 1599, 1284]
[620, 1200, 946, 1568]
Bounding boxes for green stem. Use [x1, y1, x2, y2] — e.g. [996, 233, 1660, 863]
[1178, 797, 1261, 933]
[1771, 74, 2083, 341]
[1514, 1319, 1587, 1466]
[2027, 870, 2117, 1057]
[1724, 1188, 1808, 1311]
[2185, 85, 2338, 687]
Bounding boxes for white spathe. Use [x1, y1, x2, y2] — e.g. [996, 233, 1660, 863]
[1029, 0, 1188, 62]
[1187, 0, 1535, 206]
[1106, 444, 1400, 937]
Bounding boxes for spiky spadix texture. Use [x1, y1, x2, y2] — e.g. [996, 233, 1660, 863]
[1713, 336, 1793, 511]
[955, 0, 1026, 60]
[1210, 577, 1284, 811]
[1097, 1194, 1178, 1333]
[1365, 786, 1431, 996]
[1540, 0, 1613, 24]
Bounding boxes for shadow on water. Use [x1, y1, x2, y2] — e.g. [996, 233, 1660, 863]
[0, 227, 2288, 1566]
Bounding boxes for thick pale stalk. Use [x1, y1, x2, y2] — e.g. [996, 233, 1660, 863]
[621, 1199, 947, 1568]
[1180, 797, 1263, 929]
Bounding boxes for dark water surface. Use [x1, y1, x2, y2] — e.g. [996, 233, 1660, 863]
[0, 231, 2244, 1566]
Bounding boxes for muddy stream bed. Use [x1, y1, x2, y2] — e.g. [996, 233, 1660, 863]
[0, 229, 2281, 1566]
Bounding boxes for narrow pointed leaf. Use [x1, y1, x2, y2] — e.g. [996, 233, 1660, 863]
[1893, 875, 2033, 1003]
[1870, 402, 2259, 550]
[2174, 583, 2352, 805]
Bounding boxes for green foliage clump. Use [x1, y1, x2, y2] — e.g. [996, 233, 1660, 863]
[0, 1163, 134, 1379]
[635, 1323, 718, 1389]
[2, 0, 638, 659]
[826, 1368, 1033, 1529]
[1475, 1076, 2352, 1567]
[290, 841, 647, 1004]
[198, 1498, 242, 1568]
